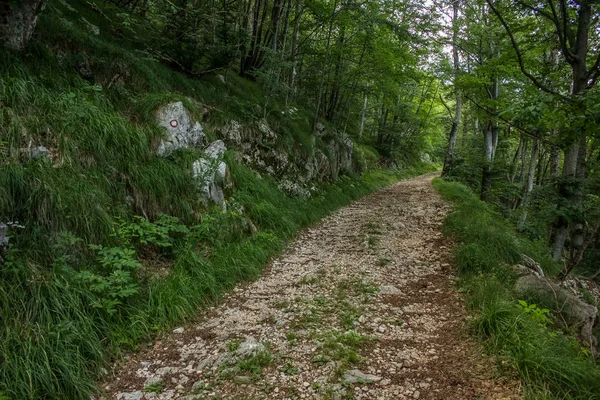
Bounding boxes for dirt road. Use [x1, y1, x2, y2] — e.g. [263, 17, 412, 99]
[105, 174, 518, 400]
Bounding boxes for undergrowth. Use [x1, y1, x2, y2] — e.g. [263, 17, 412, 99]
[433, 178, 600, 399]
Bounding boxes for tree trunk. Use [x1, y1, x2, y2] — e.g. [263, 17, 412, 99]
[480, 120, 495, 200]
[285, 0, 302, 106]
[550, 146, 560, 177]
[552, 3, 591, 266]
[312, 0, 338, 128]
[518, 138, 539, 230]
[509, 134, 524, 183]
[0, 0, 46, 50]
[359, 82, 368, 139]
[552, 143, 579, 260]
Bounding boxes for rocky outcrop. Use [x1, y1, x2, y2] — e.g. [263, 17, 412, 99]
[155, 102, 205, 156]
[515, 273, 598, 350]
[218, 119, 353, 196]
[154, 102, 226, 208]
[0, 0, 46, 50]
[193, 140, 228, 209]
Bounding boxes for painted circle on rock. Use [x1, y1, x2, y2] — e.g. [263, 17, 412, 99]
[169, 119, 178, 128]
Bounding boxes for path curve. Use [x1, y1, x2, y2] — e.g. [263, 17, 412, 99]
[104, 174, 518, 400]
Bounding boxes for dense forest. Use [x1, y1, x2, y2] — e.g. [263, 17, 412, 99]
[0, 0, 599, 399]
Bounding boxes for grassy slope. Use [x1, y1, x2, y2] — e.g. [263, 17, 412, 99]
[433, 178, 600, 400]
[0, 1, 436, 399]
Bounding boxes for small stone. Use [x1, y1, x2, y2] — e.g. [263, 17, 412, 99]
[234, 375, 251, 384]
[173, 327, 184, 334]
[143, 376, 162, 388]
[116, 391, 143, 400]
[342, 370, 382, 384]
[379, 285, 400, 295]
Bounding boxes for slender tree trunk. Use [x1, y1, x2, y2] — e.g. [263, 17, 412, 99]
[285, 0, 302, 106]
[312, 0, 338, 128]
[510, 135, 524, 183]
[442, 0, 463, 176]
[359, 82, 369, 139]
[550, 146, 560, 177]
[481, 121, 495, 200]
[518, 138, 539, 230]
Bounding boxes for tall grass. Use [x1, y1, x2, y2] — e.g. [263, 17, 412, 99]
[433, 178, 600, 399]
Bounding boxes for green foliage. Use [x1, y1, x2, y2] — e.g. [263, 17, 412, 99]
[516, 300, 552, 327]
[434, 178, 600, 399]
[75, 245, 141, 316]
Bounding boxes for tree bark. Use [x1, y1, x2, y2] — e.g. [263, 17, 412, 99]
[312, 0, 338, 128]
[518, 138, 539, 230]
[442, 0, 463, 176]
[359, 82, 369, 139]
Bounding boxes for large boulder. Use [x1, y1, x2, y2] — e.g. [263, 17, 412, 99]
[515, 274, 598, 350]
[0, 0, 46, 50]
[193, 140, 228, 209]
[155, 102, 205, 156]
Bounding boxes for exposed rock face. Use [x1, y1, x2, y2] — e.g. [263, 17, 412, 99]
[193, 140, 228, 209]
[0, 0, 46, 50]
[218, 119, 354, 196]
[155, 102, 205, 156]
[515, 274, 598, 350]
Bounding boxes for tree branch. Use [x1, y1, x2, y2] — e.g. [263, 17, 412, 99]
[486, 0, 574, 104]
[547, 0, 576, 62]
[439, 94, 454, 119]
[465, 94, 560, 148]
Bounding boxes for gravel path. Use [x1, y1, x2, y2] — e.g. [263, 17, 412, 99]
[104, 174, 519, 400]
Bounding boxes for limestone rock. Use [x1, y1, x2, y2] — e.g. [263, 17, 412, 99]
[221, 120, 243, 145]
[515, 274, 598, 350]
[0, 0, 46, 50]
[193, 140, 228, 209]
[155, 102, 205, 156]
[314, 122, 326, 137]
[341, 137, 353, 171]
[234, 336, 266, 358]
[30, 145, 50, 159]
[342, 369, 382, 384]
[116, 391, 143, 400]
[143, 376, 162, 388]
[258, 119, 277, 144]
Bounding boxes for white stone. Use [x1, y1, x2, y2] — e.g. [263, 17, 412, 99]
[155, 102, 205, 156]
[116, 391, 143, 400]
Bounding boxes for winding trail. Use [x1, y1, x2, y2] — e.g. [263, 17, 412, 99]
[104, 174, 519, 400]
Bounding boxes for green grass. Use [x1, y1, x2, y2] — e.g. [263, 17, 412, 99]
[433, 178, 600, 399]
